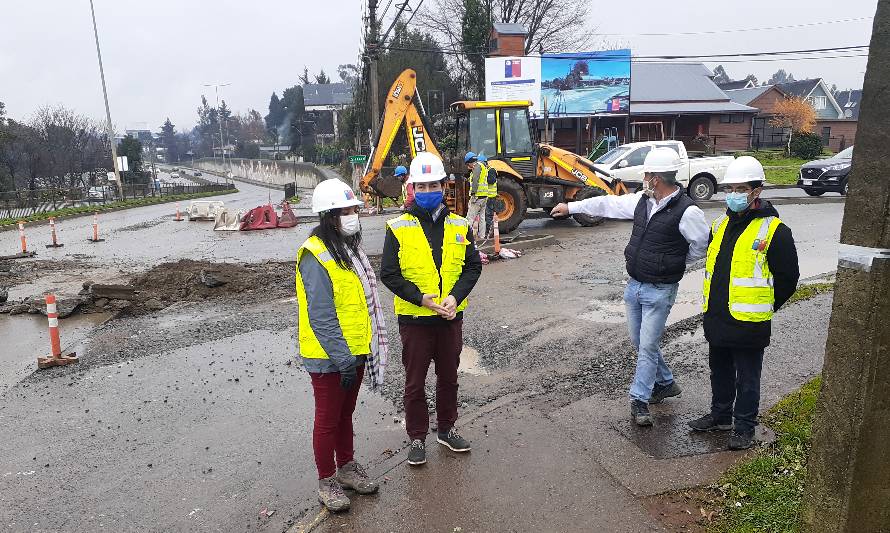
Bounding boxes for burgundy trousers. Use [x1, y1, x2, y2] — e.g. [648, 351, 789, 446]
[399, 320, 463, 440]
[309, 365, 364, 479]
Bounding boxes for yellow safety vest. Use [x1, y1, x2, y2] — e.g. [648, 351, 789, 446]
[295, 236, 371, 359]
[474, 163, 497, 198]
[387, 212, 471, 317]
[703, 215, 783, 322]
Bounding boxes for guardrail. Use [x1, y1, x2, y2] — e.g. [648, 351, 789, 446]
[0, 183, 235, 220]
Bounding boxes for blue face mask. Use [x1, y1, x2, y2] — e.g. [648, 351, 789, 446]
[414, 190, 443, 211]
[725, 192, 751, 213]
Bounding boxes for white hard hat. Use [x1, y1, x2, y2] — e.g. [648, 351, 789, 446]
[722, 156, 766, 185]
[311, 178, 363, 213]
[643, 147, 682, 173]
[407, 151, 448, 183]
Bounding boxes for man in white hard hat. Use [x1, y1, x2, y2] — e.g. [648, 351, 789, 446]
[551, 147, 710, 426]
[689, 156, 799, 450]
[380, 152, 482, 466]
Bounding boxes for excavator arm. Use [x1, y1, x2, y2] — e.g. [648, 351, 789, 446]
[360, 69, 440, 199]
[538, 144, 630, 197]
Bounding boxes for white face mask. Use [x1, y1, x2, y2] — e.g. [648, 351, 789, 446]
[338, 213, 361, 236]
[642, 176, 657, 198]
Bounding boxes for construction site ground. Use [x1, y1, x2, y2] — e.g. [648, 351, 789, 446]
[0, 173, 843, 532]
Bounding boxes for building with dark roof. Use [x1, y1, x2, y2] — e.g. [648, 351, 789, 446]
[302, 83, 353, 144]
[775, 78, 844, 119]
[717, 80, 757, 91]
[835, 89, 862, 120]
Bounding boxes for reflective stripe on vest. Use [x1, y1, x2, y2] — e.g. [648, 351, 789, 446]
[703, 215, 782, 322]
[295, 236, 371, 359]
[387, 212, 470, 317]
[474, 164, 497, 198]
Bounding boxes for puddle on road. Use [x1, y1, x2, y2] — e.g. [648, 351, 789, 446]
[459, 345, 489, 376]
[0, 312, 111, 394]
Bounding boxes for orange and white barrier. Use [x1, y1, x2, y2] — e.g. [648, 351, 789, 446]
[88, 212, 105, 243]
[36, 294, 79, 369]
[18, 221, 28, 253]
[46, 217, 64, 248]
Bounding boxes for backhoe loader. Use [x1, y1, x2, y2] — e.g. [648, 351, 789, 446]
[360, 69, 630, 234]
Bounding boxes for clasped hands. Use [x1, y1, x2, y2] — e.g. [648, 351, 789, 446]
[421, 294, 458, 320]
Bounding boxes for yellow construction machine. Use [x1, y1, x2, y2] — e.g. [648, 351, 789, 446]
[360, 69, 630, 233]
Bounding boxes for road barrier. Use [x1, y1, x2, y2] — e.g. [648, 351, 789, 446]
[187, 200, 226, 221]
[88, 212, 105, 243]
[174, 202, 183, 221]
[46, 217, 64, 248]
[36, 294, 79, 370]
[213, 209, 244, 231]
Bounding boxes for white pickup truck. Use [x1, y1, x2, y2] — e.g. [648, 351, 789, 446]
[593, 140, 734, 201]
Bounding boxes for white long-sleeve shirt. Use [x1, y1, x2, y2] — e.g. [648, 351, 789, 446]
[567, 188, 709, 263]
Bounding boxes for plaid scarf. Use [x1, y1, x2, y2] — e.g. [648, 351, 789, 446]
[348, 247, 389, 388]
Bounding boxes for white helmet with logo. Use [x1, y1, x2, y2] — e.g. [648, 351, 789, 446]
[407, 151, 448, 183]
[722, 156, 766, 184]
[643, 147, 682, 173]
[311, 178, 363, 213]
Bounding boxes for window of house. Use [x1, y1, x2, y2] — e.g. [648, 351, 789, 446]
[719, 115, 731, 124]
[821, 126, 831, 146]
[731, 114, 744, 123]
[810, 96, 827, 110]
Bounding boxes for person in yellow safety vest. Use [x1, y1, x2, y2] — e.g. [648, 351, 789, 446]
[688, 156, 800, 451]
[380, 151, 483, 467]
[295, 178, 390, 512]
[464, 151, 495, 241]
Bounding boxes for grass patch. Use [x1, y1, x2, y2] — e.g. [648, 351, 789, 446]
[786, 282, 834, 305]
[0, 189, 238, 227]
[764, 167, 801, 185]
[708, 377, 822, 533]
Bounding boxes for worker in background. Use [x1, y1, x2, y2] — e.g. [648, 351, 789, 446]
[479, 154, 498, 238]
[464, 152, 495, 242]
[381, 151, 483, 467]
[295, 178, 389, 512]
[689, 156, 799, 450]
[395, 165, 413, 209]
[551, 147, 710, 427]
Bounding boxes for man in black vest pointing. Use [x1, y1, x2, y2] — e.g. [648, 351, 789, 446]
[551, 147, 710, 426]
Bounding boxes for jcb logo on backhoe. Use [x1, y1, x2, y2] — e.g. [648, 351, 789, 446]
[571, 168, 585, 180]
[411, 126, 427, 152]
[392, 84, 403, 98]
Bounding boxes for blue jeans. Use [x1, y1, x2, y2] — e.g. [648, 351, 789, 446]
[624, 278, 679, 403]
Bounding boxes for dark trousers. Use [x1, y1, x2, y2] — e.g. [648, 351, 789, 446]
[709, 345, 764, 434]
[399, 320, 463, 440]
[309, 365, 364, 479]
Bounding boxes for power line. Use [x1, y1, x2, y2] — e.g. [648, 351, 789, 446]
[596, 16, 873, 36]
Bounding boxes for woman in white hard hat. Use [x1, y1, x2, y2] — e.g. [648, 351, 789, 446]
[380, 151, 482, 467]
[295, 178, 389, 512]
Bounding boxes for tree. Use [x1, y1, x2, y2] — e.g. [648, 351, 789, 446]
[159, 118, 179, 163]
[314, 69, 331, 85]
[30, 105, 109, 189]
[712, 65, 731, 84]
[461, 0, 490, 98]
[195, 95, 219, 157]
[299, 66, 311, 86]
[117, 135, 144, 180]
[768, 69, 796, 85]
[265, 92, 285, 141]
[770, 97, 817, 154]
[744, 73, 758, 86]
[337, 64, 360, 86]
[829, 83, 839, 97]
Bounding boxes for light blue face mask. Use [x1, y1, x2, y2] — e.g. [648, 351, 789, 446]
[725, 192, 751, 213]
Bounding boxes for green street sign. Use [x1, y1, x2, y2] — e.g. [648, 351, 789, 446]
[349, 155, 368, 164]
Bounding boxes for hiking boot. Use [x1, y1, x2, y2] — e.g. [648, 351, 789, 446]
[630, 400, 653, 427]
[437, 428, 471, 452]
[650, 381, 682, 404]
[728, 430, 755, 450]
[317, 476, 350, 512]
[336, 461, 378, 495]
[407, 439, 426, 466]
[688, 414, 733, 432]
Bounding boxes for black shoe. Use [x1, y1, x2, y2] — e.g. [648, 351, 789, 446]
[650, 381, 682, 404]
[630, 400, 653, 426]
[688, 413, 733, 432]
[437, 428, 471, 452]
[728, 430, 755, 450]
[407, 439, 426, 466]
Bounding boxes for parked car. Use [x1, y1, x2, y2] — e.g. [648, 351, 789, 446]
[170, 171, 180, 179]
[593, 140, 734, 200]
[194, 171, 203, 177]
[797, 145, 854, 196]
[86, 185, 114, 201]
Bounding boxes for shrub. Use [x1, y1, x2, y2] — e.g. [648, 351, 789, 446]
[790, 132, 823, 160]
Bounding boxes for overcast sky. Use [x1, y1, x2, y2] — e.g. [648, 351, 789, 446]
[0, 0, 877, 132]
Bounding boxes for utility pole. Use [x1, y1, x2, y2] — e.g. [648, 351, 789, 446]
[367, 0, 381, 136]
[801, 4, 890, 532]
[204, 83, 231, 184]
[88, 0, 123, 198]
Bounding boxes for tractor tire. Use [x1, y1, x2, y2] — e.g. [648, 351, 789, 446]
[571, 186, 607, 227]
[494, 178, 527, 234]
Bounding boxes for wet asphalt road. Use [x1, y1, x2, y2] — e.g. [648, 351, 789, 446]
[0, 178, 847, 532]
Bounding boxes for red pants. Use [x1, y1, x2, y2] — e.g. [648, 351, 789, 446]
[399, 320, 463, 440]
[309, 366, 364, 479]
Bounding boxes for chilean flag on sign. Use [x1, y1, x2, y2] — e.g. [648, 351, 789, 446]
[504, 59, 521, 78]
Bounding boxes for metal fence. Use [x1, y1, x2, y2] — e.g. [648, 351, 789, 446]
[0, 183, 235, 220]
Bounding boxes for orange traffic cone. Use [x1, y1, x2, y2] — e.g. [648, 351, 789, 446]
[46, 217, 64, 248]
[36, 294, 79, 369]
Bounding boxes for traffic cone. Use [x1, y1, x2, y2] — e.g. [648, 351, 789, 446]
[12, 221, 37, 258]
[493, 217, 501, 255]
[45, 217, 64, 248]
[174, 202, 183, 221]
[36, 294, 79, 370]
[88, 212, 105, 242]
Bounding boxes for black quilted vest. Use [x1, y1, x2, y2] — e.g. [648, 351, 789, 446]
[624, 192, 695, 284]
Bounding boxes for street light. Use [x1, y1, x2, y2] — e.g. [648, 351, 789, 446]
[203, 83, 231, 184]
[88, 0, 123, 197]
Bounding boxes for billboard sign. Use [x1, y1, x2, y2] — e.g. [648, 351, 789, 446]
[485, 49, 631, 118]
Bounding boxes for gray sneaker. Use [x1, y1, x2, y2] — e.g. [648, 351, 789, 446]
[317, 475, 350, 512]
[650, 381, 682, 404]
[631, 400, 653, 427]
[407, 439, 426, 466]
[437, 428, 471, 452]
[728, 430, 755, 450]
[336, 461, 378, 494]
[688, 413, 733, 432]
